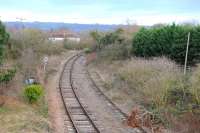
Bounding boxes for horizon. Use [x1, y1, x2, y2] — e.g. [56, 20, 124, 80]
[4, 21, 122, 26]
[0, 0, 200, 25]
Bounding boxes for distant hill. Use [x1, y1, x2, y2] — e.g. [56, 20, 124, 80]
[4, 22, 121, 32]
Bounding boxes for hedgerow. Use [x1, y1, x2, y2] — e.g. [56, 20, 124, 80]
[132, 24, 200, 65]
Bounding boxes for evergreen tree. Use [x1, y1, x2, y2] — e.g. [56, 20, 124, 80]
[0, 21, 9, 64]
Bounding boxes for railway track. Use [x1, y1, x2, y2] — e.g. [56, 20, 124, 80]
[86, 69, 128, 121]
[86, 66, 147, 133]
[59, 54, 101, 133]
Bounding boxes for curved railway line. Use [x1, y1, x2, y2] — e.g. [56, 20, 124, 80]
[86, 69, 128, 121]
[59, 54, 101, 133]
[86, 67, 146, 133]
[59, 53, 146, 133]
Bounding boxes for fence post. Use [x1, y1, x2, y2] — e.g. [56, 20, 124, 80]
[184, 32, 190, 75]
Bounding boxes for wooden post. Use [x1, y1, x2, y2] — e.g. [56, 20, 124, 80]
[184, 32, 190, 75]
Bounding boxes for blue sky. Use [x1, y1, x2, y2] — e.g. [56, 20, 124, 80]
[0, 0, 200, 25]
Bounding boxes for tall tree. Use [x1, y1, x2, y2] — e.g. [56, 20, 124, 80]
[0, 21, 9, 64]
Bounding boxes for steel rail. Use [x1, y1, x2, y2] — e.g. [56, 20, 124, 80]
[59, 53, 100, 133]
[86, 69, 128, 118]
[59, 54, 80, 133]
[70, 55, 101, 133]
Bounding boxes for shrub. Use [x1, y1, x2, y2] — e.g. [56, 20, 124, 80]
[84, 48, 92, 54]
[90, 28, 125, 51]
[24, 85, 43, 103]
[165, 86, 195, 112]
[37, 40, 64, 56]
[0, 68, 16, 84]
[132, 24, 200, 65]
[97, 43, 131, 60]
[63, 39, 81, 50]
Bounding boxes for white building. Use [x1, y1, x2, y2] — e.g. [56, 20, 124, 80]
[48, 30, 80, 42]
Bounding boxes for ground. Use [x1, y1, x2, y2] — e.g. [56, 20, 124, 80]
[0, 96, 49, 133]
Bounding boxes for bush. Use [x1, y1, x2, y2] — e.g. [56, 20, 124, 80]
[132, 24, 200, 65]
[63, 39, 81, 50]
[37, 40, 64, 56]
[97, 43, 131, 60]
[24, 85, 43, 103]
[165, 86, 195, 112]
[90, 28, 125, 51]
[0, 68, 16, 84]
[84, 48, 92, 54]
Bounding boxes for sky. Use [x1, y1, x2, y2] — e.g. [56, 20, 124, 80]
[0, 0, 200, 25]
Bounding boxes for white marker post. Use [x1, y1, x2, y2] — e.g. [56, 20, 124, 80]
[184, 32, 190, 75]
[43, 56, 48, 72]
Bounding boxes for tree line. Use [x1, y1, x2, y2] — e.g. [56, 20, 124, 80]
[132, 24, 200, 65]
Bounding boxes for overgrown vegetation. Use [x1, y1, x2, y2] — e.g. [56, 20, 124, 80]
[0, 27, 62, 132]
[89, 24, 200, 132]
[133, 24, 200, 65]
[117, 58, 199, 113]
[90, 28, 134, 60]
[8, 29, 64, 59]
[92, 57, 200, 131]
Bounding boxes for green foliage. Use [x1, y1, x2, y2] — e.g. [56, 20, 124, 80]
[24, 85, 44, 103]
[0, 68, 16, 84]
[132, 24, 200, 65]
[0, 21, 9, 64]
[90, 30, 102, 50]
[84, 48, 92, 54]
[90, 28, 125, 51]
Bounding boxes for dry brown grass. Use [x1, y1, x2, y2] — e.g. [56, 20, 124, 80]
[118, 57, 183, 107]
[0, 96, 49, 133]
[190, 64, 200, 104]
[90, 55, 200, 132]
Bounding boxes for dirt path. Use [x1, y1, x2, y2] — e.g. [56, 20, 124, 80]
[72, 56, 139, 133]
